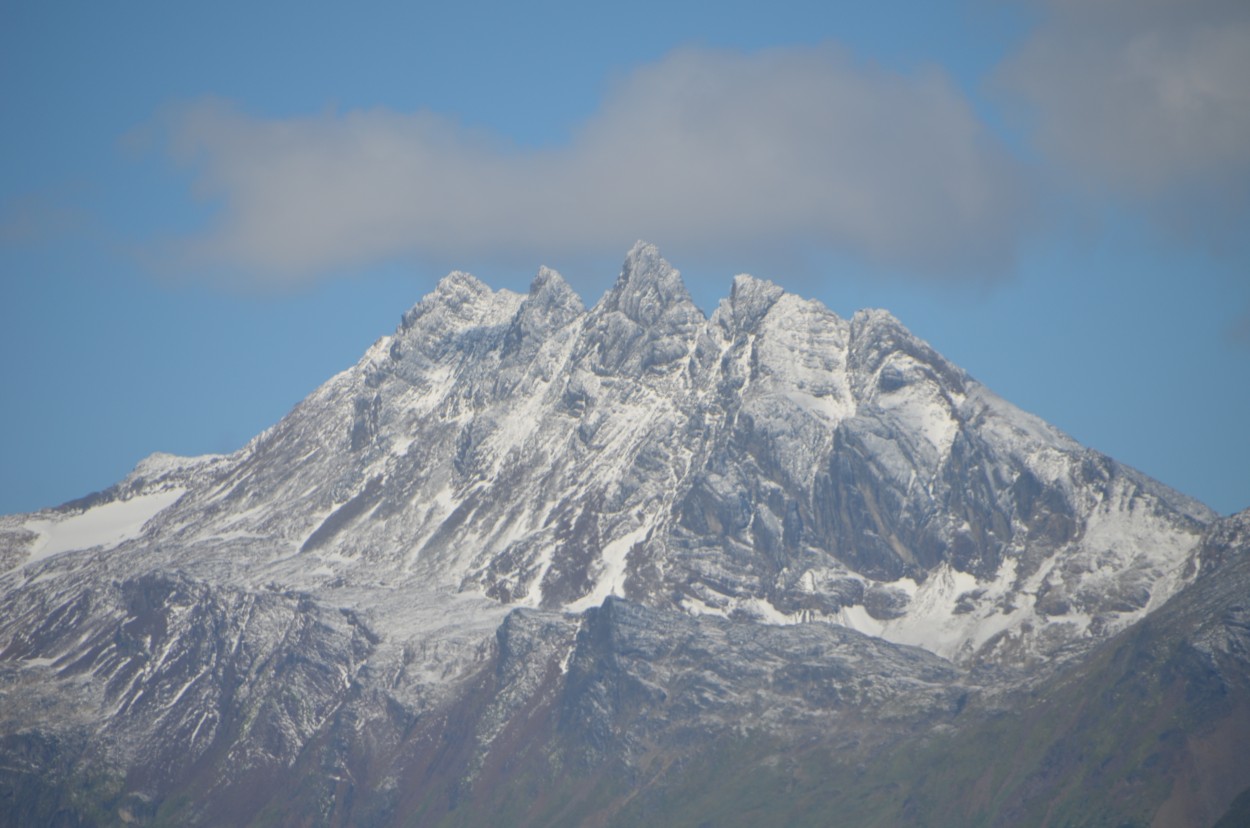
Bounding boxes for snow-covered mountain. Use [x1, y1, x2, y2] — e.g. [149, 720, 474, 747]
[0, 243, 1232, 826]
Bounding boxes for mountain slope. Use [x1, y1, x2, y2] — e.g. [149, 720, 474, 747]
[0, 243, 1225, 826]
[599, 508, 1250, 828]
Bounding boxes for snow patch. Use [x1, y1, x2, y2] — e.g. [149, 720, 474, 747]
[832, 560, 1023, 662]
[23, 489, 184, 565]
[876, 367, 958, 456]
[565, 524, 651, 613]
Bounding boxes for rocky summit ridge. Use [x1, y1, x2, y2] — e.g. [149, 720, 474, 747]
[0, 243, 1242, 827]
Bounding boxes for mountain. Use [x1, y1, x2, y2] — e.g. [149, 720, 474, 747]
[0, 243, 1237, 827]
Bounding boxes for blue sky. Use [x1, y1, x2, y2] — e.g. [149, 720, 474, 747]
[2, 0, 1248, 515]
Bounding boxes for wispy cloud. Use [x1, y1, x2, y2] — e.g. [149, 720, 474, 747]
[997, 0, 1250, 236]
[152, 45, 1028, 288]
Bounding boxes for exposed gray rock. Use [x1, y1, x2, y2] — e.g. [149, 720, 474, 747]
[0, 244, 1225, 826]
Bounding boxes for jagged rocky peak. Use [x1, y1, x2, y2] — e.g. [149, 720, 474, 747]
[582, 242, 705, 376]
[849, 307, 921, 369]
[494, 267, 587, 394]
[405, 272, 487, 325]
[849, 306, 968, 398]
[527, 265, 582, 313]
[387, 269, 523, 370]
[600, 241, 702, 327]
[398, 270, 502, 330]
[504, 265, 585, 351]
[726, 273, 786, 334]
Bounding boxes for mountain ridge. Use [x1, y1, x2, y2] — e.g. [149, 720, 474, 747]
[0, 243, 1234, 827]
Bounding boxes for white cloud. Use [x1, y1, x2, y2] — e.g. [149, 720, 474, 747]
[998, 0, 1250, 216]
[155, 45, 1027, 287]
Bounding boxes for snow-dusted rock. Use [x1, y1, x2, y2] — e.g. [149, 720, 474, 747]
[0, 243, 1221, 825]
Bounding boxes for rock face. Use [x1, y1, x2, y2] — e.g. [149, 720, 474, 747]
[0, 243, 1235, 826]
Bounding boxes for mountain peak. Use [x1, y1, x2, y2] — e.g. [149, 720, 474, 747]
[435, 269, 490, 299]
[850, 307, 904, 334]
[849, 307, 969, 398]
[528, 265, 582, 310]
[502, 266, 585, 355]
[400, 270, 494, 330]
[601, 241, 699, 327]
[728, 273, 786, 333]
